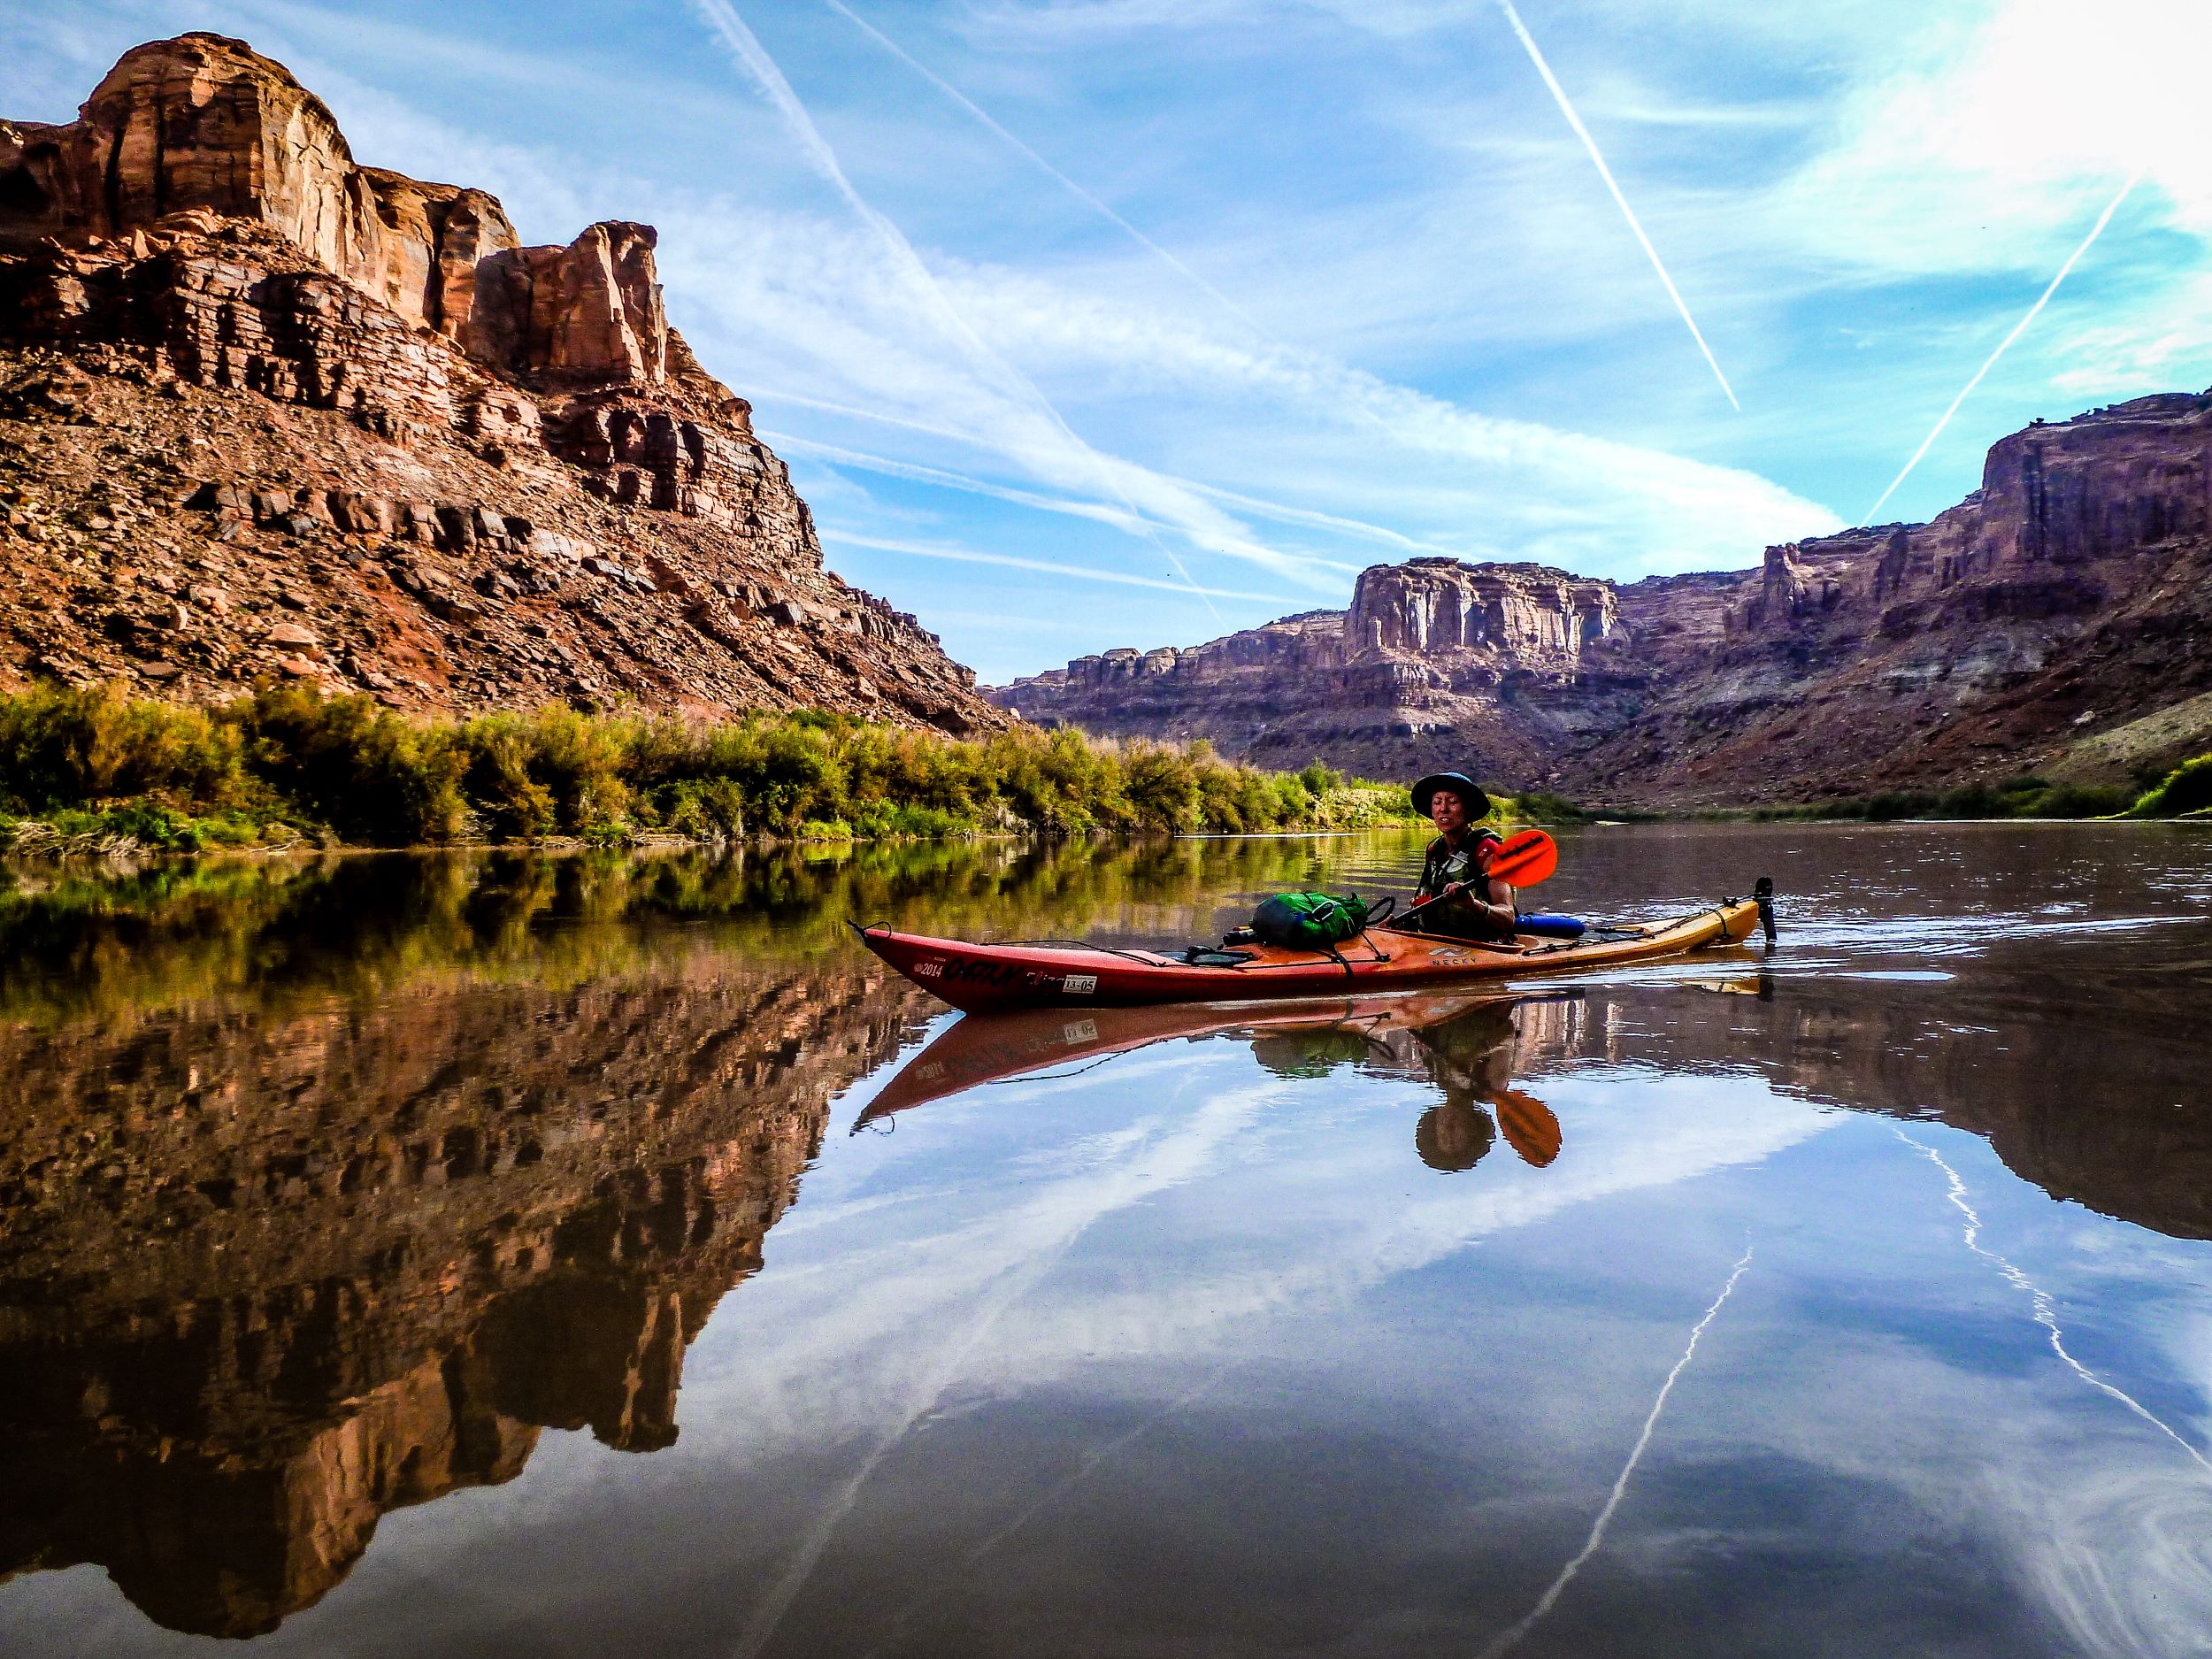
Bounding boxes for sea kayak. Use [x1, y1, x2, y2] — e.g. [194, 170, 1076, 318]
[853, 882, 1773, 1015]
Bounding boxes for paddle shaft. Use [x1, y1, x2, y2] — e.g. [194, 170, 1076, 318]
[1402, 879, 1504, 922]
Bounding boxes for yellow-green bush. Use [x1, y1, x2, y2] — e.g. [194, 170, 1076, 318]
[2125, 754, 2212, 818]
[0, 684, 1431, 849]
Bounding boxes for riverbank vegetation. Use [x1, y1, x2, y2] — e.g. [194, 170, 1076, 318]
[0, 837, 1368, 1022]
[2123, 754, 2212, 818]
[1729, 758, 2212, 824]
[0, 683, 1431, 853]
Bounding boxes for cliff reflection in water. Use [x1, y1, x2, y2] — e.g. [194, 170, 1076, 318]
[867, 954, 2212, 1243]
[7, 828, 2210, 1649]
[0, 853, 858, 1635]
[0, 834, 1384, 1638]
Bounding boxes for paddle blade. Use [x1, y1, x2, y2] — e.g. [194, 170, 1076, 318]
[1494, 1088, 1563, 1168]
[1483, 828, 1557, 888]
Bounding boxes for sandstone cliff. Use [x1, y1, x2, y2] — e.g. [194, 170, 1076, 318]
[0, 34, 1004, 732]
[1579, 391, 2212, 803]
[995, 391, 2212, 805]
[999, 560, 1647, 780]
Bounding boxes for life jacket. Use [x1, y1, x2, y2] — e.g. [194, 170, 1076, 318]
[1416, 830, 1510, 939]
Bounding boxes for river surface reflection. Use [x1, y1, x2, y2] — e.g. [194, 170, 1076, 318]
[1, 824, 2208, 1656]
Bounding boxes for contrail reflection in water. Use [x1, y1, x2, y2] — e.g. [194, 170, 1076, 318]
[1895, 1130, 2212, 1479]
[726, 1088, 1266, 1659]
[855, 1361, 1244, 1659]
[1476, 1243, 1755, 1659]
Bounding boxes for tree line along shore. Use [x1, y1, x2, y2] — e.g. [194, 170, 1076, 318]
[0, 683, 2203, 857]
[0, 683, 1434, 855]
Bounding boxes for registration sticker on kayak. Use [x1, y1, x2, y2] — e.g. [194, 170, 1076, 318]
[1062, 974, 1098, 995]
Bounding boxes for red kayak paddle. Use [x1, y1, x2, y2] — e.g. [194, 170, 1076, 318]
[1401, 827, 1560, 923]
[1482, 827, 1557, 887]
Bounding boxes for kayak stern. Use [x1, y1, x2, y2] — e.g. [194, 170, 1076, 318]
[850, 924, 1226, 1015]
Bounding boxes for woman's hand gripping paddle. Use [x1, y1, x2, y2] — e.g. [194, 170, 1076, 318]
[1402, 828, 1560, 922]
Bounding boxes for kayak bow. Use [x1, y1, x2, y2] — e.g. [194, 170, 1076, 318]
[853, 890, 1768, 1015]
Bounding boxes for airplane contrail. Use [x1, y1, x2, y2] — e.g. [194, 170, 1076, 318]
[1495, 0, 1740, 411]
[820, 0, 1262, 334]
[1862, 171, 2140, 524]
[687, 0, 1225, 620]
[1476, 1243, 1755, 1659]
[764, 425, 1372, 580]
[818, 528, 1294, 604]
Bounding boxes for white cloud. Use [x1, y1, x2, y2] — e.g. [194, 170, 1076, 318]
[1774, 0, 2210, 275]
[819, 528, 1296, 603]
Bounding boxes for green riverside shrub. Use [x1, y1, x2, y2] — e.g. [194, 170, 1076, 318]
[2127, 754, 2212, 818]
[0, 684, 1438, 849]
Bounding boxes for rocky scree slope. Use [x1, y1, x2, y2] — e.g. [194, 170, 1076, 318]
[995, 390, 2212, 805]
[0, 34, 1004, 733]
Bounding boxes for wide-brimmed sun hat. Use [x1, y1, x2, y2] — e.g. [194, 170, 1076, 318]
[1411, 772, 1492, 818]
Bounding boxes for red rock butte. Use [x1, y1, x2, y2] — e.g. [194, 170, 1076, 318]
[0, 32, 1009, 731]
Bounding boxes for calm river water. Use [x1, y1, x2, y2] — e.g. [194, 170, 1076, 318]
[2, 824, 2209, 1657]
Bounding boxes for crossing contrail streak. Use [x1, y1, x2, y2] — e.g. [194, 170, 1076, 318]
[1476, 1243, 1755, 1659]
[764, 426, 1372, 577]
[1496, 0, 1739, 411]
[1896, 1130, 2212, 1478]
[1863, 172, 2139, 523]
[687, 0, 1224, 620]
[818, 528, 1293, 603]
[821, 0, 1262, 334]
[854, 1362, 1245, 1659]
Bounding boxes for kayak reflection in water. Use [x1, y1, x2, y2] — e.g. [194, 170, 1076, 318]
[857, 990, 1567, 1174]
[1252, 994, 1563, 1171]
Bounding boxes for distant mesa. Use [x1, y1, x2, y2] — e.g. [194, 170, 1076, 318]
[0, 33, 1007, 731]
[994, 390, 2212, 806]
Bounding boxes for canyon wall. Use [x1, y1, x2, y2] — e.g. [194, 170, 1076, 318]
[1000, 560, 1655, 781]
[995, 391, 2212, 804]
[1585, 391, 2212, 803]
[0, 34, 1003, 731]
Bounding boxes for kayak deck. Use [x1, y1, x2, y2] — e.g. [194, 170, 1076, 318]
[855, 894, 1767, 1015]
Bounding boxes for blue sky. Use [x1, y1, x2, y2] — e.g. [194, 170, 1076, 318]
[9, 1, 2209, 682]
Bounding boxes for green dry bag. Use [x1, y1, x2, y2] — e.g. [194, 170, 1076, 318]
[1250, 890, 1370, 949]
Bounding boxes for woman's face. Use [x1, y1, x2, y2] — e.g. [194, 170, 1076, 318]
[1430, 788, 1470, 836]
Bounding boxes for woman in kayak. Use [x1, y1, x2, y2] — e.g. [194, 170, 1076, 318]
[1407, 772, 1518, 941]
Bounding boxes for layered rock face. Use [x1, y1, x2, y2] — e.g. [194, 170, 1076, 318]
[0, 942, 926, 1637]
[1582, 391, 2212, 803]
[1000, 561, 1642, 780]
[0, 35, 1002, 731]
[995, 391, 2212, 803]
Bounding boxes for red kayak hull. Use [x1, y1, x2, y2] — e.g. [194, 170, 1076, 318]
[855, 897, 1763, 1015]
